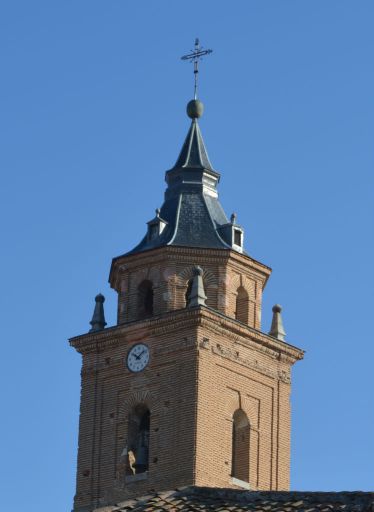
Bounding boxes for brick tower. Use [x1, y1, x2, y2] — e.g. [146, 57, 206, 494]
[70, 95, 304, 511]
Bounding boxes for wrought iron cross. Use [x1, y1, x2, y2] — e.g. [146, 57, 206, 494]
[181, 38, 213, 99]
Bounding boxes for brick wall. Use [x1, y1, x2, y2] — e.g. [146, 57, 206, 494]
[193, 310, 297, 492]
[110, 247, 271, 330]
[70, 306, 302, 510]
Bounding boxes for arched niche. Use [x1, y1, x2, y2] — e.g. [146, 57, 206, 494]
[235, 286, 249, 324]
[231, 408, 250, 482]
[127, 404, 150, 475]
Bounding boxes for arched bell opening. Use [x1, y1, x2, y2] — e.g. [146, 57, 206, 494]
[231, 408, 250, 482]
[185, 279, 193, 307]
[127, 404, 150, 475]
[138, 280, 154, 319]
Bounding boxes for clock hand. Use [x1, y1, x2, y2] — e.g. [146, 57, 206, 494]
[134, 350, 146, 360]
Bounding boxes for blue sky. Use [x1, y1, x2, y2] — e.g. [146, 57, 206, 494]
[0, 2, 373, 510]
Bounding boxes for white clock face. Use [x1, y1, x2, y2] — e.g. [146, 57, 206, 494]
[127, 343, 150, 373]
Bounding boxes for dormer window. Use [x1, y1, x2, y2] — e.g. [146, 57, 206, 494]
[234, 229, 242, 247]
[147, 208, 167, 242]
[149, 223, 159, 240]
[231, 226, 244, 253]
[217, 214, 244, 253]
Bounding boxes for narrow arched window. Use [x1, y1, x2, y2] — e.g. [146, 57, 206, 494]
[138, 280, 153, 318]
[235, 286, 249, 324]
[127, 404, 150, 475]
[231, 409, 250, 482]
[185, 279, 193, 307]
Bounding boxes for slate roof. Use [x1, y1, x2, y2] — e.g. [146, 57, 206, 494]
[174, 118, 215, 171]
[121, 115, 243, 257]
[94, 486, 374, 512]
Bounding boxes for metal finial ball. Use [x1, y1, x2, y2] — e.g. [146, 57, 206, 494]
[95, 294, 105, 303]
[272, 304, 282, 313]
[187, 99, 204, 119]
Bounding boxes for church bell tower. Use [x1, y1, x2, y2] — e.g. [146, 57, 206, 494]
[70, 50, 304, 511]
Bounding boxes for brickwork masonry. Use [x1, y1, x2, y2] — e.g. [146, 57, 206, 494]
[110, 246, 271, 330]
[70, 306, 303, 511]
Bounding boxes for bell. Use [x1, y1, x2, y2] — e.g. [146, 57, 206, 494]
[133, 443, 149, 473]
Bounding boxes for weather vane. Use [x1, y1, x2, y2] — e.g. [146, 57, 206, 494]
[181, 38, 213, 100]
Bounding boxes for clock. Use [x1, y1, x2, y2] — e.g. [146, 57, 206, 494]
[127, 343, 150, 372]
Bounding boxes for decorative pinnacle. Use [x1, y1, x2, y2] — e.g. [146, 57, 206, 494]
[269, 304, 286, 341]
[181, 38, 213, 100]
[89, 293, 107, 332]
[230, 213, 237, 224]
[188, 265, 207, 307]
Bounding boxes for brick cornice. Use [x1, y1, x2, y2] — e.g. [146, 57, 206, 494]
[69, 307, 202, 354]
[69, 306, 303, 363]
[197, 308, 304, 364]
[109, 245, 271, 290]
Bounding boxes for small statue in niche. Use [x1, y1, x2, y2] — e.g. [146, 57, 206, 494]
[127, 449, 136, 475]
[117, 446, 137, 478]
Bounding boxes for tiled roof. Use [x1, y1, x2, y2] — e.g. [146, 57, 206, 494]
[94, 486, 374, 512]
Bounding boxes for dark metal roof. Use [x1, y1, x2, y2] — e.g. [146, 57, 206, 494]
[174, 119, 215, 171]
[122, 115, 245, 257]
[95, 486, 374, 512]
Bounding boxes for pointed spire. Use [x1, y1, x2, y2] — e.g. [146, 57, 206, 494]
[269, 304, 286, 341]
[188, 266, 207, 307]
[89, 294, 107, 332]
[172, 99, 214, 172]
